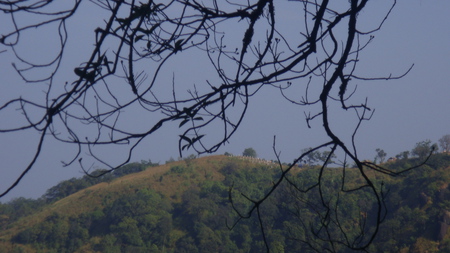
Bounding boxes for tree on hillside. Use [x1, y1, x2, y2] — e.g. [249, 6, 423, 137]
[375, 148, 387, 164]
[0, 0, 432, 252]
[301, 147, 336, 166]
[439, 135, 450, 153]
[396, 150, 410, 160]
[243, 148, 257, 158]
[412, 140, 437, 159]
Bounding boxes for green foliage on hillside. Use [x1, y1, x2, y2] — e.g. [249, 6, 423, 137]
[0, 161, 159, 235]
[42, 160, 159, 203]
[1, 154, 450, 252]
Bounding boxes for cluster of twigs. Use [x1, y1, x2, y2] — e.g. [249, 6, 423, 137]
[0, 0, 422, 251]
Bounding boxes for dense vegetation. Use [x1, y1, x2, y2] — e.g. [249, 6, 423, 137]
[1, 153, 450, 252]
[0, 161, 158, 236]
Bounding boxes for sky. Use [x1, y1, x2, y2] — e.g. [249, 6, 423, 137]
[0, 0, 449, 202]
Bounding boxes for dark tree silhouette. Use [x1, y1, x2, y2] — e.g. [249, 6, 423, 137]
[0, 0, 430, 252]
[243, 148, 257, 158]
[412, 140, 437, 159]
[375, 148, 387, 164]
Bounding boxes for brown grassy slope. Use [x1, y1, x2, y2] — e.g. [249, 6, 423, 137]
[0, 155, 234, 241]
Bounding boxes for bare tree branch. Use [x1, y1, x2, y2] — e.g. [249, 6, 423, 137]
[0, 0, 420, 251]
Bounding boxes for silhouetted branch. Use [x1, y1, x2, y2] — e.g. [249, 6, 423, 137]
[0, 0, 417, 251]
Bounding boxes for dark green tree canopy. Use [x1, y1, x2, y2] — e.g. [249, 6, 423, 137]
[242, 148, 257, 158]
[412, 140, 437, 159]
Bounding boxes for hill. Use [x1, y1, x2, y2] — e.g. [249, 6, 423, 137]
[1, 154, 450, 252]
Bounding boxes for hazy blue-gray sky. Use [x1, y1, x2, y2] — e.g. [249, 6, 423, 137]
[1, 0, 449, 202]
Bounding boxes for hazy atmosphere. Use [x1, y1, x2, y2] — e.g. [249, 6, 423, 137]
[1, 0, 449, 202]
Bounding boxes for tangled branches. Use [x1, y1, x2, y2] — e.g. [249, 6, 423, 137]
[0, 0, 418, 251]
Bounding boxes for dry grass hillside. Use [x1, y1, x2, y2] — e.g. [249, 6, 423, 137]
[0, 155, 263, 242]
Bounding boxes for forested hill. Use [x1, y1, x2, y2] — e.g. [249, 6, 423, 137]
[1, 154, 450, 252]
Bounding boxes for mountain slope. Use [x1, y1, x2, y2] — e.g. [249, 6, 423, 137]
[1, 154, 450, 252]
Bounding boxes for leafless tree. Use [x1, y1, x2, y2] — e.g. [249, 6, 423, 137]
[0, 0, 429, 251]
